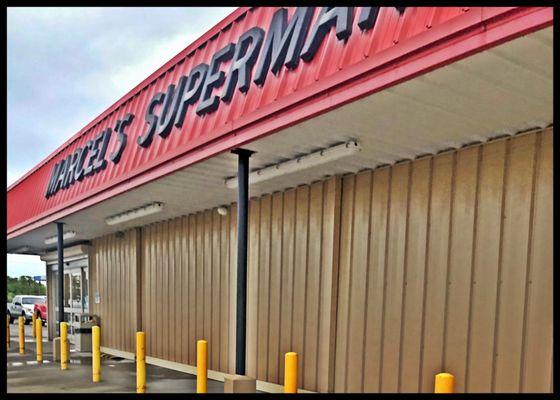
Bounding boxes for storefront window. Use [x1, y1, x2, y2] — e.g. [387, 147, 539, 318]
[82, 268, 89, 311]
[52, 270, 58, 310]
[71, 272, 81, 309]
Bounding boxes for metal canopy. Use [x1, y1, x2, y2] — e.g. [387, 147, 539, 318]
[6, 26, 553, 255]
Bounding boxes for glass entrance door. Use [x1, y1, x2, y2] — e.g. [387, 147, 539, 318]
[51, 258, 89, 336]
[70, 270, 81, 309]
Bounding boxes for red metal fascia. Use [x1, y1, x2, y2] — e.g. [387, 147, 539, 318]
[7, 7, 553, 239]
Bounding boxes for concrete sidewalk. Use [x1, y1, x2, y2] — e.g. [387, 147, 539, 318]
[7, 323, 224, 393]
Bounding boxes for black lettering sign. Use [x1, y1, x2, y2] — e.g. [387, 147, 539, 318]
[45, 113, 134, 197]
[138, 93, 165, 147]
[46, 7, 407, 198]
[357, 7, 380, 31]
[45, 161, 62, 198]
[196, 43, 236, 116]
[83, 133, 104, 177]
[74, 142, 91, 182]
[300, 7, 354, 62]
[157, 77, 187, 138]
[54, 157, 68, 194]
[154, 84, 177, 139]
[151, 7, 406, 129]
[93, 128, 111, 171]
[110, 113, 134, 164]
[174, 63, 209, 129]
[253, 7, 314, 87]
[61, 151, 80, 190]
[221, 27, 265, 103]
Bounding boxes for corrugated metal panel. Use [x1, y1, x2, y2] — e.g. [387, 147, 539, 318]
[9, 7, 551, 237]
[84, 128, 551, 393]
[333, 128, 552, 393]
[137, 176, 341, 390]
[90, 229, 140, 353]
[246, 177, 341, 391]
[140, 208, 237, 371]
[520, 129, 552, 392]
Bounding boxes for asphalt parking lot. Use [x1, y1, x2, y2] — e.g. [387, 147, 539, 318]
[7, 323, 224, 393]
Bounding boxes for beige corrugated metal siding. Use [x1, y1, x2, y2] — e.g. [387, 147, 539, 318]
[89, 128, 551, 393]
[137, 176, 341, 391]
[141, 208, 238, 373]
[246, 177, 341, 392]
[90, 229, 141, 353]
[333, 128, 552, 393]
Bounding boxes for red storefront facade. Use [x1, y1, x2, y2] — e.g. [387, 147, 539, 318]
[7, 6, 551, 238]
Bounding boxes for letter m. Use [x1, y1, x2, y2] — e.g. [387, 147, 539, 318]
[45, 162, 61, 198]
[253, 7, 314, 86]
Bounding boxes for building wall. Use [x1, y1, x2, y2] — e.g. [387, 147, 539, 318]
[89, 128, 552, 392]
[140, 209, 238, 372]
[137, 176, 341, 392]
[333, 128, 553, 393]
[90, 230, 141, 353]
[245, 177, 341, 392]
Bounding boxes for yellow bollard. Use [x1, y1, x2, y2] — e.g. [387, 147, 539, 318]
[136, 331, 146, 393]
[197, 340, 207, 393]
[284, 352, 298, 393]
[92, 326, 101, 382]
[434, 372, 455, 393]
[61, 322, 68, 370]
[18, 316, 25, 355]
[36, 317, 43, 363]
[32, 313, 37, 339]
[6, 315, 10, 351]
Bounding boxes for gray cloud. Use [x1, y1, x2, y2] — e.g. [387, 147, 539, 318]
[7, 7, 236, 186]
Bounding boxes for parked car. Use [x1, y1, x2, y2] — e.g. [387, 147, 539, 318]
[33, 301, 48, 325]
[7, 295, 46, 324]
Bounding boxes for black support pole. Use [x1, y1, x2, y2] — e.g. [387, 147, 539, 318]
[232, 148, 253, 376]
[57, 222, 64, 336]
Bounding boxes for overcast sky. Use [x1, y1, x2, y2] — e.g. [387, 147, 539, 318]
[7, 7, 235, 277]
